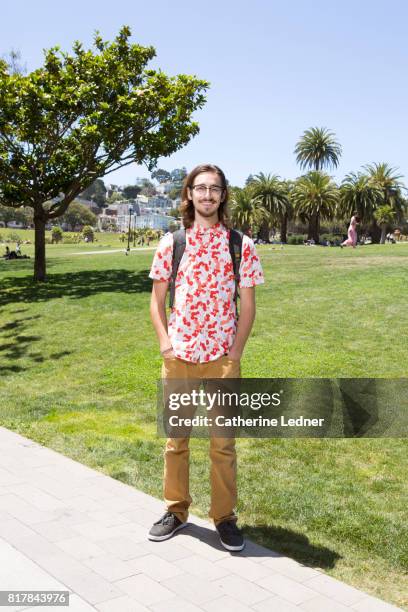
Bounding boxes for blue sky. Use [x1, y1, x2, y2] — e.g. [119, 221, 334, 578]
[2, 0, 408, 188]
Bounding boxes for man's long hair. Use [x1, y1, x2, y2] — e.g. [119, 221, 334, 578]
[180, 164, 231, 229]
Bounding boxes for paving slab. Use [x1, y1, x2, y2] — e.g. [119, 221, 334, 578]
[0, 539, 95, 611]
[0, 426, 403, 611]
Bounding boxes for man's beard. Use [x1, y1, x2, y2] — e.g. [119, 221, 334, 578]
[198, 209, 218, 218]
[197, 202, 219, 218]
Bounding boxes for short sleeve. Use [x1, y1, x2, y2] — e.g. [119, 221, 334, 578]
[149, 232, 173, 282]
[239, 235, 264, 288]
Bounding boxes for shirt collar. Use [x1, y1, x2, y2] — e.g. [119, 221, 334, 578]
[192, 221, 224, 238]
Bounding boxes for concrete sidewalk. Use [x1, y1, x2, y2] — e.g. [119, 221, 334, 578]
[0, 426, 402, 612]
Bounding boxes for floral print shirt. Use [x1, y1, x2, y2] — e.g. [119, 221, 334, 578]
[149, 221, 264, 363]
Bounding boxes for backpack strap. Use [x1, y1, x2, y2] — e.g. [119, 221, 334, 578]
[229, 228, 243, 313]
[169, 228, 186, 309]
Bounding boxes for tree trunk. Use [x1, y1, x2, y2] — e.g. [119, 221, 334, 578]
[307, 213, 319, 242]
[369, 219, 381, 244]
[380, 225, 387, 244]
[34, 213, 47, 281]
[280, 212, 288, 243]
[258, 220, 270, 242]
[307, 217, 313, 240]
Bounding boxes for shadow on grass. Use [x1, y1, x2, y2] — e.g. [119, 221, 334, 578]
[0, 269, 152, 307]
[174, 523, 340, 569]
[0, 314, 72, 374]
[242, 524, 341, 568]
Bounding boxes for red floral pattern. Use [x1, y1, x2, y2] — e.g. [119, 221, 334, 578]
[149, 222, 264, 363]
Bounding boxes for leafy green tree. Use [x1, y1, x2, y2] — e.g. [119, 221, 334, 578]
[169, 186, 182, 200]
[139, 178, 156, 197]
[249, 173, 290, 242]
[292, 172, 339, 242]
[0, 204, 29, 227]
[122, 185, 141, 200]
[170, 167, 187, 183]
[151, 168, 171, 183]
[229, 187, 268, 235]
[0, 26, 208, 280]
[107, 191, 123, 204]
[61, 202, 97, 231]
[51, 226, 63, 243]
[374, 205, 396, 244]
[20, 206, 33, 228]
[0, 204, 14, 227]
[80, 178, 107, 207]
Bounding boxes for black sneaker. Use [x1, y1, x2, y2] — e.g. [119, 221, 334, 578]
[148, 511, 187, 541]
[216, 520, 245, 551]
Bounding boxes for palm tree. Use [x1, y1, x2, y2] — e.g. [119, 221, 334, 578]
[294, 127, 341, 240]
[229, 188, 268, 235]
[374, 205, 396, 244]
[364, 163, 407, 242]
[294, 127, 342, 172]
[292, 172, 339, 242]
[365, 163, 405, 210]
[339, 171, 383, 224]
[249, 173, 291, 242]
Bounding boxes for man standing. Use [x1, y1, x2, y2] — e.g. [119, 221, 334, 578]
[148, 164, 264, 551]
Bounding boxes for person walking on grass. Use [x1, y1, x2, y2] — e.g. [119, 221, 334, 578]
[148, 163, 264, 551]
[341, 213, 360, 248]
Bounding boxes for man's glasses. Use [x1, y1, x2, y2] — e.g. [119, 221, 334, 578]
[191, 184, 224, 196]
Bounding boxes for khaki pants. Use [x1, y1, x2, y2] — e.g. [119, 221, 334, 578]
[161, 355, 241, 525]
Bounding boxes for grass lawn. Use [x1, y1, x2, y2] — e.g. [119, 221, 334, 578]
[0, 228, 160, 250]
[0, 235, 407, 609]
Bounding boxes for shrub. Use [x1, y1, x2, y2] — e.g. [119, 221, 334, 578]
[287, 235, 307, 245]
[320, 233, 344, 245]
[51, 227, 63, 243]
[82, 225, 94, 242]
[60, 232, 81, 244]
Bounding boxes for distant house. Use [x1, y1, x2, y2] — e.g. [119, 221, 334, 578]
[135, 213, 176, 231]
[136, 194, 149, 207]
[149, 195, 171, 210]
